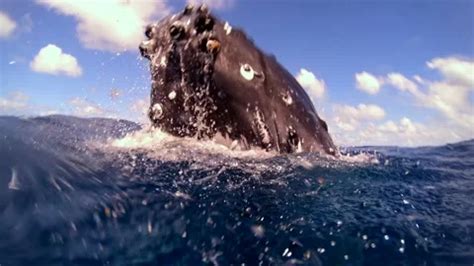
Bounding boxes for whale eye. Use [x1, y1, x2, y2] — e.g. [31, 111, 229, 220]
[240, 64, 255, 81]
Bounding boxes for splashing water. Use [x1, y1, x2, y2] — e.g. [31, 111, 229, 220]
[0, 115, 473, 265]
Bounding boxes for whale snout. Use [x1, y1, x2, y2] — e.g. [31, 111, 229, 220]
[139, 22, 160, 60]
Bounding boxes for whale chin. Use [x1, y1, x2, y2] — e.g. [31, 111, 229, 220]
[139, 4, 338, 155]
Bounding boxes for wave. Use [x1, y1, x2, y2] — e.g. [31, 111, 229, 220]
[0, 115, 472, 265]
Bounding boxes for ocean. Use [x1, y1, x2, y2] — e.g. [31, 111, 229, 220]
[0, 115, 472, 265]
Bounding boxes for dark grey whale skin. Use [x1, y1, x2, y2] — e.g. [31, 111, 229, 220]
[139, 5, 337, 155]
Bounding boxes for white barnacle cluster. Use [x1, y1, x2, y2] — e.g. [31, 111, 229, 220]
[151, 103, 163, 120]
[168, 90, 177, 100]
[240, 63, 255, 81]
[159, 55, 167, 67]
[282, 91, 293, 106]
[224, 21, 232, 35]
[254, 108, 271, 145]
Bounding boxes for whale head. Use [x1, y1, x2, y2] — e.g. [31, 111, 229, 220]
[139, 5, 337, 155]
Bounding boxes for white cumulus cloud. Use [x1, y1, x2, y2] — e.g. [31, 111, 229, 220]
[30, 44, 82, 77]
[355, 71, 382, 95]
[0, 91, 29, 112]
[69, 97, 106, 117]
[128, 98, 151, 124]
[330, 115, 471, 147]
[427, 57, 474, 87]
[296, 68, 326, 100]
[332, 103, 386, 131]
[382, 58, 474, 128]
[342, 56, 474, 146]
[0, 11, 17, 38]
[385, 72, 424, 99]
[36, 0, 170, 52]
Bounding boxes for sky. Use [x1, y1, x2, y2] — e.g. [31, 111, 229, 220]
[0, 0, 473, 146]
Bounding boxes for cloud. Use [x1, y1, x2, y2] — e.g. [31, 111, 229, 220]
[128, 98, 150, 123]
[355, 71, 382, 95]
[0, 91, 61, 116]
[427, 57, 474, 87]
[68, 97, 106, 117]
[0, 91, 29, 112]
[332, 104, 386, 131]
[336, 117, 427, 146]
[36, 0, 170, 52]
[340, 56, 473, 146]
[0, 11, 17, 38]
[30, 44, 82, 77]
[296, 68, 326, 100]
[382, 59, 474, 128]
[329, 111, 473, 147]
[130, 98, 148, 114]
[385, 72, 424, 99]
[187, 0, 235, 10]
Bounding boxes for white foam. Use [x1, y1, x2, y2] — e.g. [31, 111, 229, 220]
[338, 151, 380, 164]
[108, 128, 272, 160]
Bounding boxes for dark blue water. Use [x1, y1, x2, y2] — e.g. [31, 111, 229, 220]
[0, 115, 473, 265]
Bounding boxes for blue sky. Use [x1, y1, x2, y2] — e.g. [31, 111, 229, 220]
[0, 0, 472, 146]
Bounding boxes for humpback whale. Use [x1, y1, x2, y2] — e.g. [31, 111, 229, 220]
[139, 5, 337, 155]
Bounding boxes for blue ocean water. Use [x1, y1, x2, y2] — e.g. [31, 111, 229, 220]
[0, 115, 472, 265]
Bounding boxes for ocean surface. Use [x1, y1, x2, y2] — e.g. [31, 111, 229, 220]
[0, 115, 473, 266]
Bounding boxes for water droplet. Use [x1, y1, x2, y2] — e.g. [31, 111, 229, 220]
[147, 220, 152, 234]
[362, 235, 368, 240]
[330, 241, 336, 246]
[344, 254, 349, 260]
[304, 250, 311, 259]
[384, 235, 389, 240]
[251, 225, 265, 238]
